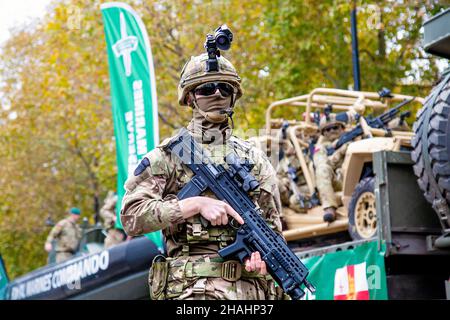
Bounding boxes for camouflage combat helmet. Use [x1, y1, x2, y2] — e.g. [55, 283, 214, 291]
[178, 53, 243, 106]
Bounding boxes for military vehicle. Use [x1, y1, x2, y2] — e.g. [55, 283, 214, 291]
[272, 8, 450, 300]
[250, 88, 422, 243]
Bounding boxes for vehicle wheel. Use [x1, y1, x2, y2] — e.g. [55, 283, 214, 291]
[348, 177, 377, 240]
[411, 77, 450, 230]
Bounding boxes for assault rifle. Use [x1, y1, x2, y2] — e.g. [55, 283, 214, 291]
[165, 128, 315, 300]
[326, 97, 415, 156]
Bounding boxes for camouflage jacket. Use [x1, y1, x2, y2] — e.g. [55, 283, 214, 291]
[45, 218, 82, 253]
[313, 135, 349, 170]
[120, 130, 283, 258]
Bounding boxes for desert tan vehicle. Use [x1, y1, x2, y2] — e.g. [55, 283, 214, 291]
[250, 88, 424, 242]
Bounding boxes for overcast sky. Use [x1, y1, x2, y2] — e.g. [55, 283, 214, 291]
[0, 0, 52, 46]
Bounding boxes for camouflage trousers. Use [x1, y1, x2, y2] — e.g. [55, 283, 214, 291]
[315, 162, 343, 209]
[55, 252, 74, 263]
[104, 229, 125, 249]
[149, 255, 285, 300]
[278, 177, 291, 206]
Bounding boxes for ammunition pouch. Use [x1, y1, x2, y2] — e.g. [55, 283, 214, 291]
[148, 255, 169, 300]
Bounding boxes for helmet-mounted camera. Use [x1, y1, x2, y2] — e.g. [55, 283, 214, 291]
[204, 24, 233, 72]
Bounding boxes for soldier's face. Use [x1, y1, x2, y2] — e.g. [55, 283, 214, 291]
[194, 86, 232, 113]
[323, 125, 343, 140]
[71, 214, 80, 221]
[189, 82, 235, 125]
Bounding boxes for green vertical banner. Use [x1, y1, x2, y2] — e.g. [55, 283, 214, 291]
[301, 241, 388, 300]
[0, 255, 9, 300]
[101, 2, 163, 251]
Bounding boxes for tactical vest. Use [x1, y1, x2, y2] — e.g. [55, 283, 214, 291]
[162, 136, 262, 257]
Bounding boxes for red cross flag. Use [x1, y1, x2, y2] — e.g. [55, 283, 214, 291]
[333, 262, 369, 300]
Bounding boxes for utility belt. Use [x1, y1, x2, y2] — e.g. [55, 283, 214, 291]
[183, 259, 266, 281]
[149, 255, 272, 300]
[151, 218, 271, 299]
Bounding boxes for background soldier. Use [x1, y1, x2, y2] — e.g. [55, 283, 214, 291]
[100, 191, 126, 249]
[120, 52, 285, 300]
[44, 207, 82, 263]
[277, 139, 311, 214]
[313, 110, 357, 223]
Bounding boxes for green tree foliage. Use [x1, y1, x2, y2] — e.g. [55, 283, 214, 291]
[0, 0, 115, 277]
[266, 0, 447, 98]
[0, 0, 447, 278]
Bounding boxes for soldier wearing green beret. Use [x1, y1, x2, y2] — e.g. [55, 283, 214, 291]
[44, 207, 82, 263]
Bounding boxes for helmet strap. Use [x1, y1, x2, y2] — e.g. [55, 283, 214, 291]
[228, 94, 236, 129]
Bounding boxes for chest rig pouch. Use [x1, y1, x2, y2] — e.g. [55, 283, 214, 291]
[185, 215, 237, 249]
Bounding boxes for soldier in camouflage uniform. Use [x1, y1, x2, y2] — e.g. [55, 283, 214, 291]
[120, 53, 285, 300]
[44, 207, 82, 263]
[276, 139, 311, 214]
[100, 191, 126, 249]
[313, 110, 357, 223]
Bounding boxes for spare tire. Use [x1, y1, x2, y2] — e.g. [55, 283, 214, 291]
[411, 74, 450, 232]
[348, 177, 377, 240]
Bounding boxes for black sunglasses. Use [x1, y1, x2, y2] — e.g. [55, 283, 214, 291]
[194, 82, 235, 97]
[324, 125, 342, 132]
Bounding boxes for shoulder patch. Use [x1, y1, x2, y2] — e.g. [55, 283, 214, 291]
[134, 157, 150, 176]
